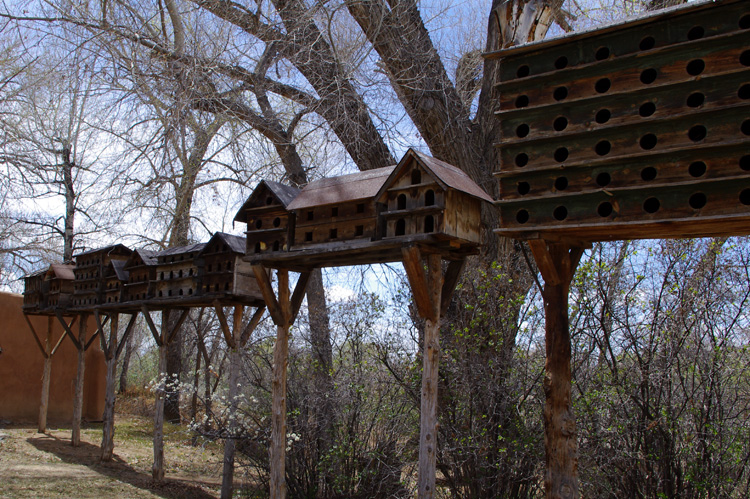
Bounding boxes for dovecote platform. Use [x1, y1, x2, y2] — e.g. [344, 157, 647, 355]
[486, 0, 750, 242]
[238, 149, 494, 270]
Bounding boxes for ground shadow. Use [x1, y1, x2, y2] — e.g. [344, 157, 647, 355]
[28, 433, 217, 499]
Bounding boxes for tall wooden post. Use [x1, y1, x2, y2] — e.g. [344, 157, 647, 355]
[38, 316, 54, 433]
[71, 313, 88, 447]
[401, 246, 465, 499]
[528, 240, 584, 499]
[252, 266, 311, 499]
[216, 304, 266, 499]
[100, 312, 137, 461]
[140, 306, 189, 481]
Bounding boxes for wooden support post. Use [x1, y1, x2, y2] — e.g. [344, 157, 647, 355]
[216, 304, 248, 499]
[402, 247, 463, 499]
[153, 309, 169, 481]
[38, 316, 54, 434]
[528, 240, 585, 499]
[71, 313, 88, 447]
[252, 266, 311, 499]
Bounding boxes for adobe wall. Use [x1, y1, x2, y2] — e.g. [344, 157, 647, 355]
[0, 291, 106, 424]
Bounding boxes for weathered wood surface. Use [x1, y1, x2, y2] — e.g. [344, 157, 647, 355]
[490, 0, 750, 242]
[37, 317, 54, 433]
[219, 305, 245, 499]
[152, 310, 169, 481]
[71, 314, 87, 447]
[530, 241, 584, 499]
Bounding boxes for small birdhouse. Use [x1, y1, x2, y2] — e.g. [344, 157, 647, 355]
[154, 243, 205, 300]
[287, 167, 395, 249]
[235, 180, 300, 256]
[197, 232, 263, 302]
[103, 259, 129, 305]
[45, 264, 75, 309]
[123, 249, 158, 302]
[22, 268, 49, 312]
[375, 149, 493, 246]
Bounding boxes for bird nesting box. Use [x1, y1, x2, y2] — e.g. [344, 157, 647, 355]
[22, 268, 49, 312]
[123, 249, 158, 302]
[487, 0, 750, 242]
[375, 150, 493, 244]
[154, 243, 205, 299]
[72, 245, 132, 307]
[243, 150, 493, 270]
[287, 167, 395, 248]
[235, 181, 300, 256]
[46, 264, 75, 309]
[197, 232, 263, 302]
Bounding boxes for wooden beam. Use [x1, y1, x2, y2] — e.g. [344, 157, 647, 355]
[167, 309, 190, 345]
[214, 303, 236, 349]
[101, 313, 119, 461]
[240, 306, 266, 347]
[401, 245, 435, 321]
[528, 239, 562, 286]
[22, 313, 47, 357]
[94, 310, 109, 353]
[252, 265, 284, 326]
[440, 259, 465, 318]
[289, 271, 312, 325]
[55, 310, 81, 350]
[115, 314, 139, 359]
[38, 317, 53, 433]
[153, 309, 169, 481]
[50, 327, 69, 357]
[71, 314, 87, 447]
[140, 306, 162, 346]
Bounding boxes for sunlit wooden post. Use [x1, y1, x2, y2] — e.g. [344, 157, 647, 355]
[252, 266, 310, 499]
[528, 241, 584, 499]
[402, 246, 465, 499]
[71, 313, 88, 446]
[215, 303, 266, 499]
[38, 317, 54, 433]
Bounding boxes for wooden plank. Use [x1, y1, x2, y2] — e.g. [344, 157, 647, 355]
[401, 246, 435, 321]
[252, 265, 284, 326]
[38, 317, 53, 433]
[215, 303, 236, 349]
[94, 310, 108, 353]
[289, 271, 312, 325]
[152, 310, 169, 481]
[240, 306, 266, 347]
[55, 310, 81, 350]
[167, 309, 190, 345]
[71, 314, 87, 447]
[528, 240, 562, 286]
[270, 322, 290, 499]
[141, 306, 162, 346]
[417, 254, 443, 499]
[22, 313, 47, 357]
[440, 259, 465, 317]
[115, 314, 139, 359]
[101, 313, 119, 461]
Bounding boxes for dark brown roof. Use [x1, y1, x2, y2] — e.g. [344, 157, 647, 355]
[233, 180, 301, 222]
[203, 232, 246, 254]
[376, 149, 494, 203]
[287, 166, 395, 210]
[110, 260, 129, 281]
[74, 244, 132, 258]
[157, 243, 206, 259]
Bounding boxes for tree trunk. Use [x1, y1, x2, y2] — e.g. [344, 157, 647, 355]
[61, 145, 75, 263]
[119, 325, 135, 394]
[71, 314, 87, 447]
[220, 306, 244, 499]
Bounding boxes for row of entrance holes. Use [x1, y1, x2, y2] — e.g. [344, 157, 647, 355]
[512, 14, 750, 81]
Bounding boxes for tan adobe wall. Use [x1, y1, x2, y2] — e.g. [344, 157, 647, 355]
[0, 291, 106, 424]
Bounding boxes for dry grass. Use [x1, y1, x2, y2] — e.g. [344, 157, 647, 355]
[0, 394, 231, 499]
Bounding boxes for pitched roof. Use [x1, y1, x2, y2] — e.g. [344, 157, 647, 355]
[48, 264, 75, 280]
[157, 243, 206, 258]
[376, 149, 494, 203]
[233, 180, 301, 222]
[111, 259, 129, 281]
[74, 243, 132, 258]
[203, 232, 246, 254]
[135, 248, 158, 265]
[287, 166, 396, 210]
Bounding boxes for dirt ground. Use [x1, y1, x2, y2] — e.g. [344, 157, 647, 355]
[0, 409, 231, 499]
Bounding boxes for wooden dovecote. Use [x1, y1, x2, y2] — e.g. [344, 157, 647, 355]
[123, 249, 158, 302]
[235, 180, 300, 257]
[197, 232, 263, 303]
[287, 167, 395, 249]
[72, 245, 132, 308]
[486, 0, 750, 242]
[375, 149, 494, 245]
[153, 243, 205, 300]
[46, 264, 75, 309]
[22, 268, 48, 312]
[103, 259, 129, 305]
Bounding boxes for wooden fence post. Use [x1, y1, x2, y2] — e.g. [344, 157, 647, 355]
[71, 313, 88, 447]
[38, 317, 54, 433]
